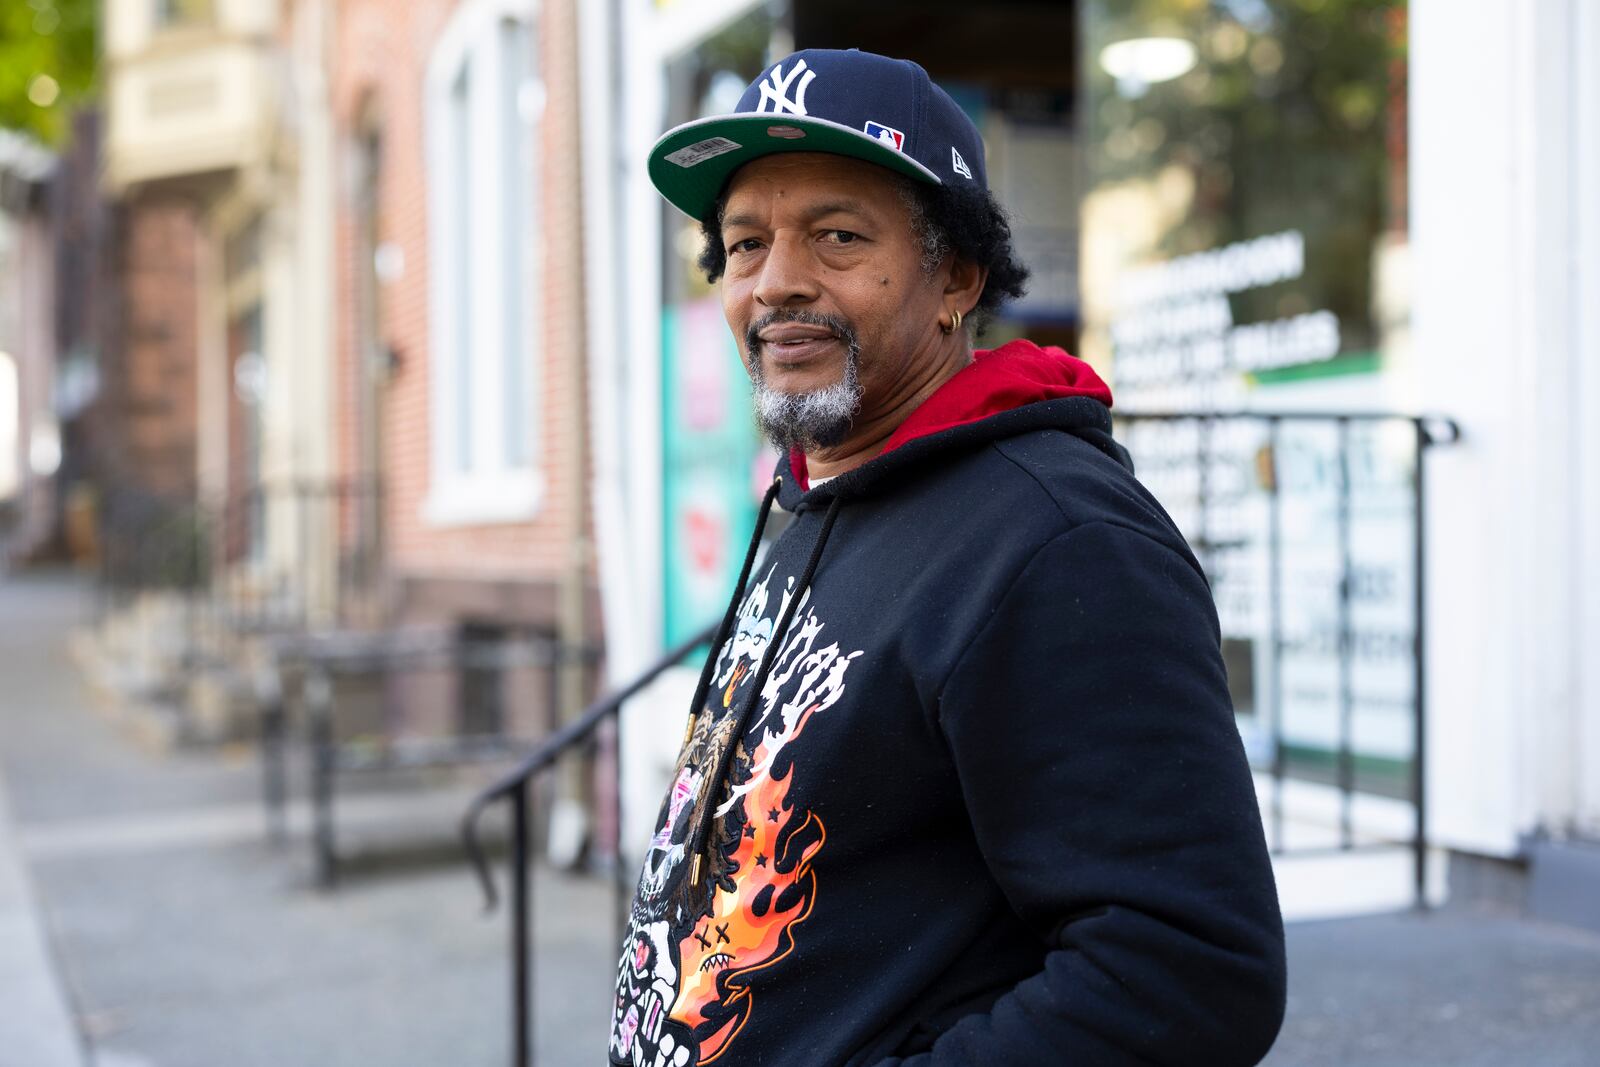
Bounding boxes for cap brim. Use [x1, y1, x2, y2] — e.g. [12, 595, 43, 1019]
[648, 113, 942, 221]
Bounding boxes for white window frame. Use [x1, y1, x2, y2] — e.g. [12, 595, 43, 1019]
[423, 0, 545, 526]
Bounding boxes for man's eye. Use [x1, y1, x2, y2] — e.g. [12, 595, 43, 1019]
[727, 238, 762, 255]
[823, 230, 860, 245]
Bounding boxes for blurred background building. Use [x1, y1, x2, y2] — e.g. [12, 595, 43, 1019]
[3, 0, 1597, 925]
[0, 128, 60, 564]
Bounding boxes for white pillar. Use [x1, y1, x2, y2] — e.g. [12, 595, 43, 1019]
[1571, 0, 1600, 840]
[615, 0, 674, 861]
[1412, 0, 1600, 855]
[292, 0, 338, 620]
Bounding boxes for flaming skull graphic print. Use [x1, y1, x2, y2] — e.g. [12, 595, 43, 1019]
[611, 566, 862, 1066]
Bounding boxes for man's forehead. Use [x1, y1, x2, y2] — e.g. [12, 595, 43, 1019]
[722, 153, 908, 220]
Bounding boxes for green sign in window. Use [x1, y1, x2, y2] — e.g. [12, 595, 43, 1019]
[661, 298, 764, 648]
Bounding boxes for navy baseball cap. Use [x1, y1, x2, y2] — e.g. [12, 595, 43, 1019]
[648, 48, 987, 220]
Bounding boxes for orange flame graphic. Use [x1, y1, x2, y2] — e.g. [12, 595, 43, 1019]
[670, 731, 825, 1062]
[722, 661, 749, 708]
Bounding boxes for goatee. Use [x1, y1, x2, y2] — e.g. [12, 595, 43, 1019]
[744, 309, 863, 451]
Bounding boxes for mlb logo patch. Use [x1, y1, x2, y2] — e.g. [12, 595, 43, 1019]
[864, 121, 906, 152]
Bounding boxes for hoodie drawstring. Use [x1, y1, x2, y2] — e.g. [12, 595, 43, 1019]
[680, 475, 785, 752]
[687, 491, 845, 889]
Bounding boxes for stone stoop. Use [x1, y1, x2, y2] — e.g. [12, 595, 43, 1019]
[66, 591, 279, 753]
[183, 667, 262, 746]
[69, 592, 193, 700]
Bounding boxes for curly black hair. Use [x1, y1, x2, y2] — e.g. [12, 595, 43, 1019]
[696, 172, 1030, 333]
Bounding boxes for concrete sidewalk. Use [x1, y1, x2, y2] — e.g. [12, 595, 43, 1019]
[0, 760, 84, 1067]
[0, 572, 616, 1067]
[0, 569, 89, 1067]
[1263, 908, 1600, 1066]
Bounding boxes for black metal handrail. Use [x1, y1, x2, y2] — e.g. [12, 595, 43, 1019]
[263, 627, 600, 886]
[459, 621, 716, 1067]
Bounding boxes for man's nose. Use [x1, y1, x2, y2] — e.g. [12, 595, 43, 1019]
[752, 233, 819, 308]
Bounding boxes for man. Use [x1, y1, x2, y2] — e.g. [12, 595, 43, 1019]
[610, 48, 1285, 1067]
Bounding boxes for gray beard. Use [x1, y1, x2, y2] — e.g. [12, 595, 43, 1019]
[744, 310, 863, 451]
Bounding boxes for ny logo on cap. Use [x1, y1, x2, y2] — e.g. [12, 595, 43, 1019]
[756, 59, 816, 116]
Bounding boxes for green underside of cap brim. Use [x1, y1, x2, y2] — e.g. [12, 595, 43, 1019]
[648, 114, 942, 221]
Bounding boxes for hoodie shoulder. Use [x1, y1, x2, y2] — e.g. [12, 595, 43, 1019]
[986, 428, 1197, 567]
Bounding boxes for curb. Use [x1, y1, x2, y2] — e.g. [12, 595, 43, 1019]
[0, 766, 86, 1067]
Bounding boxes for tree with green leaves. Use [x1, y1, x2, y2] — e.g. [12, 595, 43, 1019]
[0, 0, 96, 147]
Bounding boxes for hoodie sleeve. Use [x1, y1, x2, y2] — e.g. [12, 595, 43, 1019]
[876, 520, 1286, 1067]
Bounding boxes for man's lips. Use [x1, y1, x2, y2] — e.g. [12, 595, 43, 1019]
[758, 324, 835, 344]
[757, 325, 840, 364]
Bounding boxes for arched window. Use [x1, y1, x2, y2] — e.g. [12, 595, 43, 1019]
[424, 0, 544, 524]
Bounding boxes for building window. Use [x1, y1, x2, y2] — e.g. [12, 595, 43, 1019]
[424, 0, 543, 525]
[155, 0, 214, 28]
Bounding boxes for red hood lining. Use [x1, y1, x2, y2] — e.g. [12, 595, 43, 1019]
[787, 339, 1112, 490]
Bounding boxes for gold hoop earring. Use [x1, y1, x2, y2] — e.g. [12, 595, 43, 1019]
[951, 308, 963, 332]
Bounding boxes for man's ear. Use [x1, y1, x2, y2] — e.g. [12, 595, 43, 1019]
[943, 256, 988, 317]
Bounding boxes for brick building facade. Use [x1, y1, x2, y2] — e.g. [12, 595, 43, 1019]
[100, 192, 203, 500]
[329, 0, 600, 742]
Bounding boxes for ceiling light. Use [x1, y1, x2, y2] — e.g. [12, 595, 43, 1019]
[1099, 37, 1198, 97]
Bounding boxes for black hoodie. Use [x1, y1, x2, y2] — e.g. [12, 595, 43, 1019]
[609, 340, 1286, 1067]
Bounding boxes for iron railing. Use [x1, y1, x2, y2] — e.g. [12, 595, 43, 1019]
[191, 478, 388, 645]
[266, 627, 601, 888]
[97, 486, 209, 609]
[95, 478, 386, 729]
[99, 478, 384, 625]
[1113, 411, 1461, 908]
[461, 623, 715, 1067]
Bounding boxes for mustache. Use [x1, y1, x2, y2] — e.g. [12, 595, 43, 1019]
[744, 309, 858, 360]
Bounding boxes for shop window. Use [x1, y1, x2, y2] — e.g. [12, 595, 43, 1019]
[424, 0, 544, 525]
[1081, 0, 1408, 409]
[1083, 1, 1414, 785]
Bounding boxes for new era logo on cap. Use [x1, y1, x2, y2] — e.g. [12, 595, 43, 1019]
[647, 48, 989, 220]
